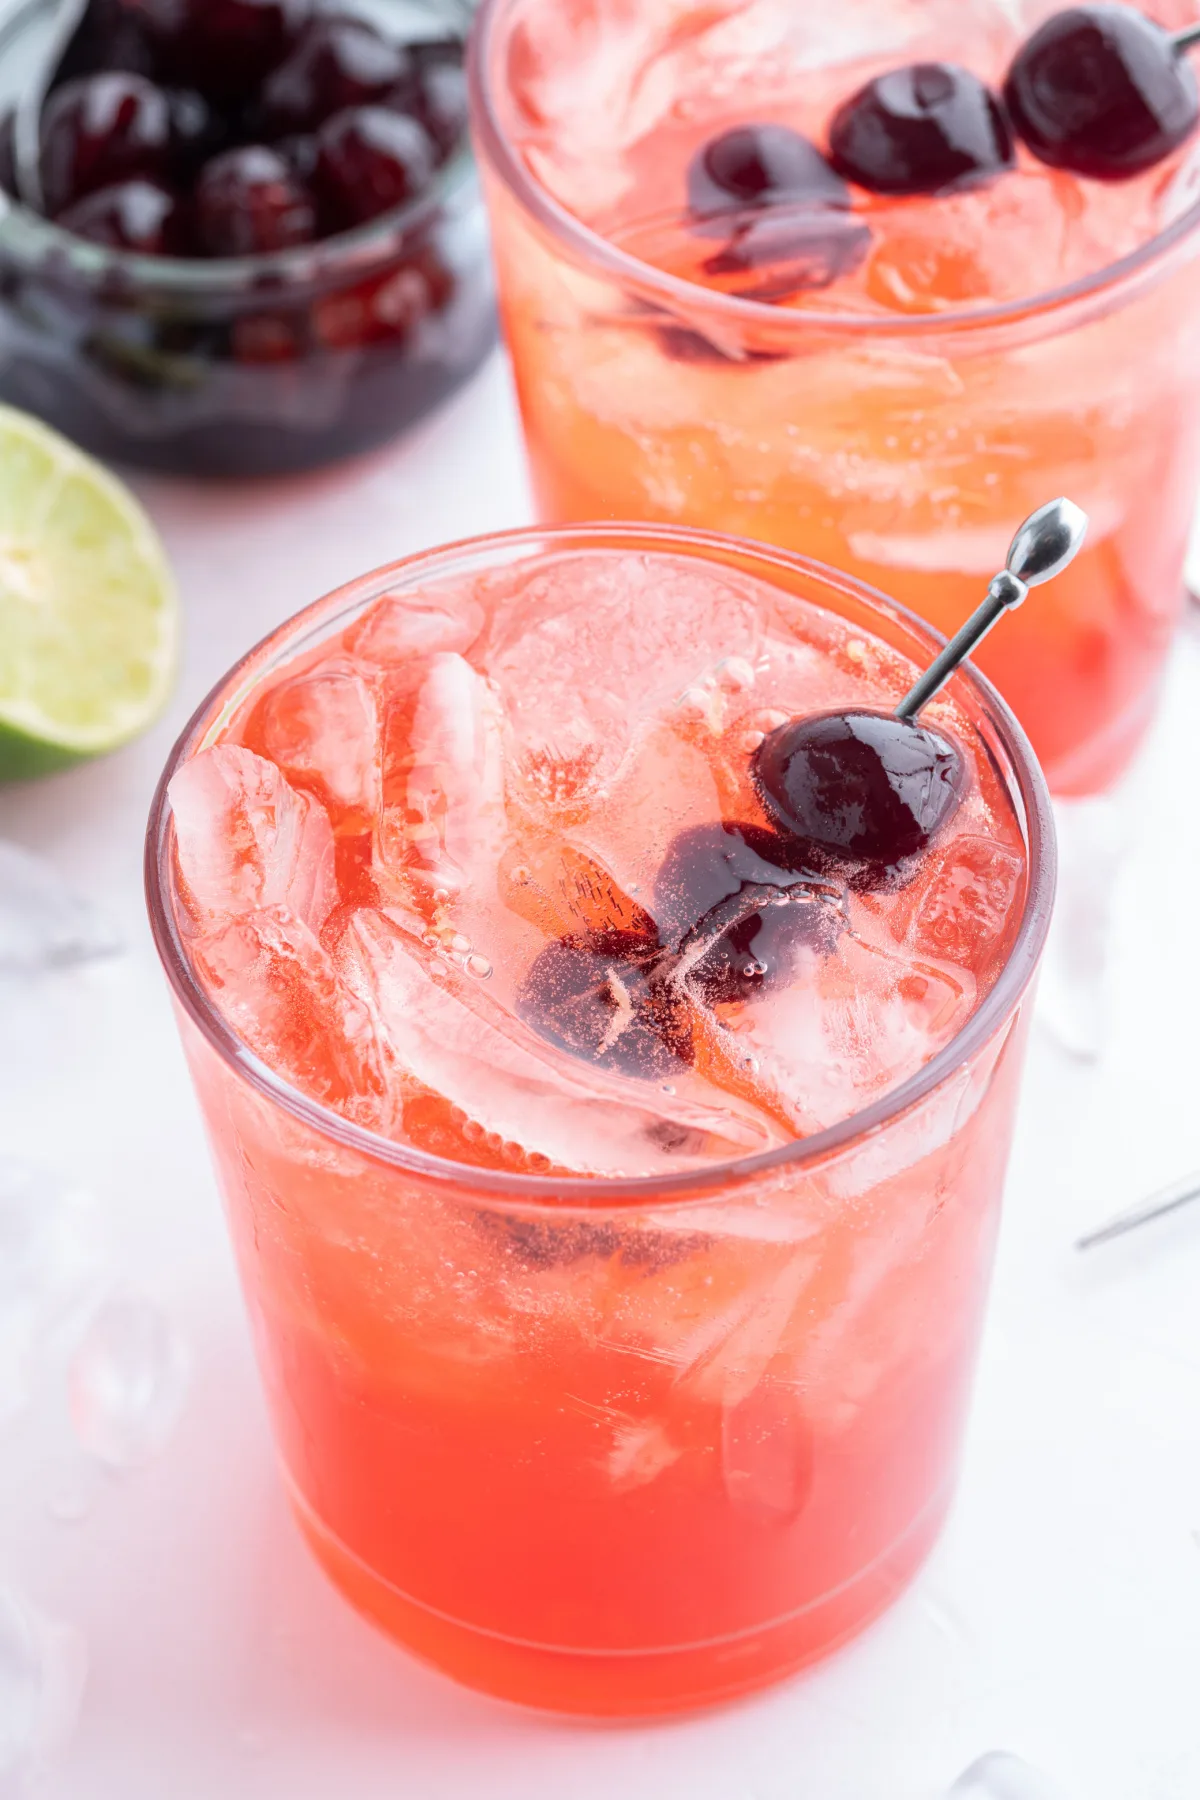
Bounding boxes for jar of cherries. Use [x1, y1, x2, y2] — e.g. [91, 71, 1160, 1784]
[0, 0, 495, 476]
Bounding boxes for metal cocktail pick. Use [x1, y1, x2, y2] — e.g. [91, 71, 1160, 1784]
[895, 499, 1089, 721]
[1077, 1170, 1200, 1251]
[1175, 23, 1200, 52]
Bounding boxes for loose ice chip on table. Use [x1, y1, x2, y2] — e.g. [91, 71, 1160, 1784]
[339, 909, 787, 1176]
[722, 924, 975, 1133]
[68, 1293, 189, 1471]
[379, 653, 508, 895]
[169, 746, 338, 933]
[193, 906, 387, 1122]
[0, 842, 122, 975]
[248, 664, 381, 824]
[0, 1588, 86, 1795]
[947, 1753, 1067, 1799]
[0, 1162, 102, 1424]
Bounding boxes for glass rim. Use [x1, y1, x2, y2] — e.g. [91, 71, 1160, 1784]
[467, 0, 1200, 339]
[145, 520, 1056, 1208]
[0, 0, 476, 296]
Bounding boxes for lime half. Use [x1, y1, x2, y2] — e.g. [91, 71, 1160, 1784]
[0, 406, 179, 781]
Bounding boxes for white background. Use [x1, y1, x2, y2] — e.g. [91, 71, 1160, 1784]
[2, 347, 1199, 1800]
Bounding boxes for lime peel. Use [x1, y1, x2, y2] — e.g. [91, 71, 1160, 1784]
[0, 405, 179, 781]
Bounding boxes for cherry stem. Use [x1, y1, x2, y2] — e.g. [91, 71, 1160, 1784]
[894, 497, 1088, 722]
[1172, 23, 1200, 53]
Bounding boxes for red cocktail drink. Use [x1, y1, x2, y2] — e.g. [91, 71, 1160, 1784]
[148, 526, 1053, 1714]
[470, 0, 1200, 794]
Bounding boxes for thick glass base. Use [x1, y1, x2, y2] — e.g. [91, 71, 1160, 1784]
[291, 1480, 953, 1719]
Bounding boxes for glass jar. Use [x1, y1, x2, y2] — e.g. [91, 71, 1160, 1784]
[0, 0, 496, 476]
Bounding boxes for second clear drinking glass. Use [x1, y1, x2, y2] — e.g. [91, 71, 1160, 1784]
[468, 0, 1200, 796]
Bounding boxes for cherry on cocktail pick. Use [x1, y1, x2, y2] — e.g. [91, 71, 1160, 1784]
[752, 498, 1089, 890]
[1005, 6, 1200, 180]
[828, 62, 1016, 195]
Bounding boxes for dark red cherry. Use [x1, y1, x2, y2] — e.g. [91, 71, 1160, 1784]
[194, 144, 316, 255]
[276, 131, 319, 183]
[56, 177, 186, 252]
[168, 88, 228, 176]
[40, 73, 173, 214]
[311, 246, 454, 347]
[688, 124, 850, 217]
[752, 711, 967, 891]
[1004, 6, 1198, 180]
[121, 0, 311, 102]
[315, 107, 435, 229]
[654, 822, 841, 1005]
[702, 205, 871, 298]
[258, 17, 410, 135]
[829, 62, 1015, 195]
[61, 0, 156, 79]
[519, 930, 694, 1079]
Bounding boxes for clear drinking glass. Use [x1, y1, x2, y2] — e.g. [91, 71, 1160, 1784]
[468, 0, 1200, 797]
[146, 524, 1054, 1716]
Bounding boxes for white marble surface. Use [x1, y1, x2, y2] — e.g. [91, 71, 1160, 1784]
[2, 348, 1199, 1800]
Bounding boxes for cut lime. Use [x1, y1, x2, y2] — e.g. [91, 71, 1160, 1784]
[0, 406, 180, 781]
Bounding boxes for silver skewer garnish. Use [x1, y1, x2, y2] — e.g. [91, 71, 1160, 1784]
[1077, 1170, 1200, 1252]
[895, 498, 1089, 721]
[1173, 23, 1200, 53]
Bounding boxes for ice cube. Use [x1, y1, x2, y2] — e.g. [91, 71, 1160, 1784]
[0, 841, 122, 975]
[193, 905, 388, 1124]
[726, 926, 974, 1132]
[338, 908, 787, 1176]
[892, 835, 1024, 971]
[721, 1374, 812, 1521]
[479, 551, 765, 808]
[0, 1588, 86, 1793]
[0, 1162, 103, 1425]
[169, 746, 338, 934]
[947, 1752, 1067, 1800]
[344, 590, 485, 665]
[378, 653, 508, 895]
[68, 1293, 189, 1471]
[247, 662, 381, 825]
[861, 166, 1157, 316]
